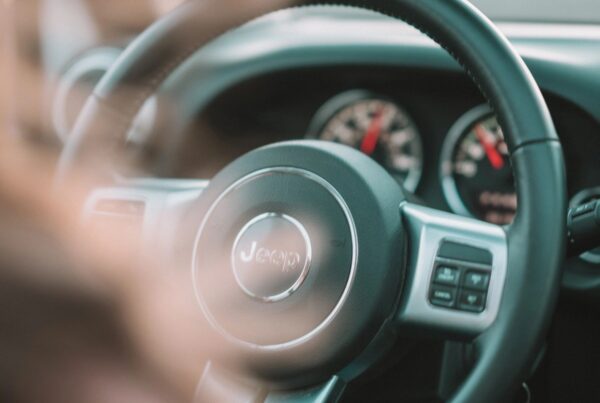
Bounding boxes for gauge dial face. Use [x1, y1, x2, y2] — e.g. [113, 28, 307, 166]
[441, 105, 516, 225]
[309, 92, 423, 192]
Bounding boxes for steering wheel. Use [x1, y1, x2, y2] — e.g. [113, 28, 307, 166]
[58, 0, 567, 401]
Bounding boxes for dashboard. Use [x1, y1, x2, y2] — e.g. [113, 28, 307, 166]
[197, 68, 519, 224]
[191, 66, 600, 227]
[34, 5, 600, 279]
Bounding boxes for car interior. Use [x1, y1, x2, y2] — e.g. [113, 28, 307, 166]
[1, 0, 599, 402]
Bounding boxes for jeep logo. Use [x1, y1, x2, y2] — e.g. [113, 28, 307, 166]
[232, 213, 311, 302]
[240, 241, 302, 273]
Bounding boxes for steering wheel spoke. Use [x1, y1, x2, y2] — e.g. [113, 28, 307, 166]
[83, 178, 208, 259]
[195, 362, 345, 403]
[265, 377, 345, 403]
[397, 202, 508, 338]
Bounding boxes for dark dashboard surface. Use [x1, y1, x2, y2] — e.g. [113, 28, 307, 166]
[185, 66, 600, 217]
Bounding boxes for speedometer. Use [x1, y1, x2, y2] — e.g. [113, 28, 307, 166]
[441, 105, 516, 225]
[308, 91, 423, 192]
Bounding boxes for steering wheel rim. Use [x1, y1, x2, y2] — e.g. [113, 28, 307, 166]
[59, 1, 567, 402]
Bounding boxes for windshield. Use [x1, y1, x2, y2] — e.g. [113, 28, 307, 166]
[471, 0, 600, 24]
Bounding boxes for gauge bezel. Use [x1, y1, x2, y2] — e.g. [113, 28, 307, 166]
[307, 90, 423, 193]
[440, 104, 504, 219]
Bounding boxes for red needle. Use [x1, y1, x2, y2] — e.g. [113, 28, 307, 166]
[360, 107, 385, 155]
[474, 124, 505, 170]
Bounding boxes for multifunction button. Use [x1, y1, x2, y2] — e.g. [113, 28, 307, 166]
[433, 266, 460, 286]
[463, 271, 490, 291]
[430, 286, 456, 307]
[458, 290, 486, 312]
[429, 241, 492, 313]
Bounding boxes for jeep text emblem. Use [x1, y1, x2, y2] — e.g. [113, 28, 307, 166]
[239, 241, 302, 273]
[232, 213, 311, 302]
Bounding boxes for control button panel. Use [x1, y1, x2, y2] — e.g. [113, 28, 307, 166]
[428, 241, 492, 313]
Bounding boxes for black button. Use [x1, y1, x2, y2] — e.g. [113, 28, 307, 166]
[463, 271, 490, 291]
[433, 266, 460, 286]
[430, 286, 456, 308]
[458, 290, 486, 312]
[437, 241, 493, 265]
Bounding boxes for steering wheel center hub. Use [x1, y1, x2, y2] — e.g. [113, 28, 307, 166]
[192, 141, 407, 377]
[194, 165, 357, 347]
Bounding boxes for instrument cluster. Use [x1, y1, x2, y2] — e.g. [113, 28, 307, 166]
[307, 90, 516, 225]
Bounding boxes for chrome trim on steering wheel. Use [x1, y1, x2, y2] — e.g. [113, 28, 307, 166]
[399, 202, 508, 334]
[192, 167, 358, 350]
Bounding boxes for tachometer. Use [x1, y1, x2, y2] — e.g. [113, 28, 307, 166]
[441, 105, 516, 225]
[308, 91, 423, 192]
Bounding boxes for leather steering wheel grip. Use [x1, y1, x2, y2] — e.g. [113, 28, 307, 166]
[59, 1, 566, 402]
